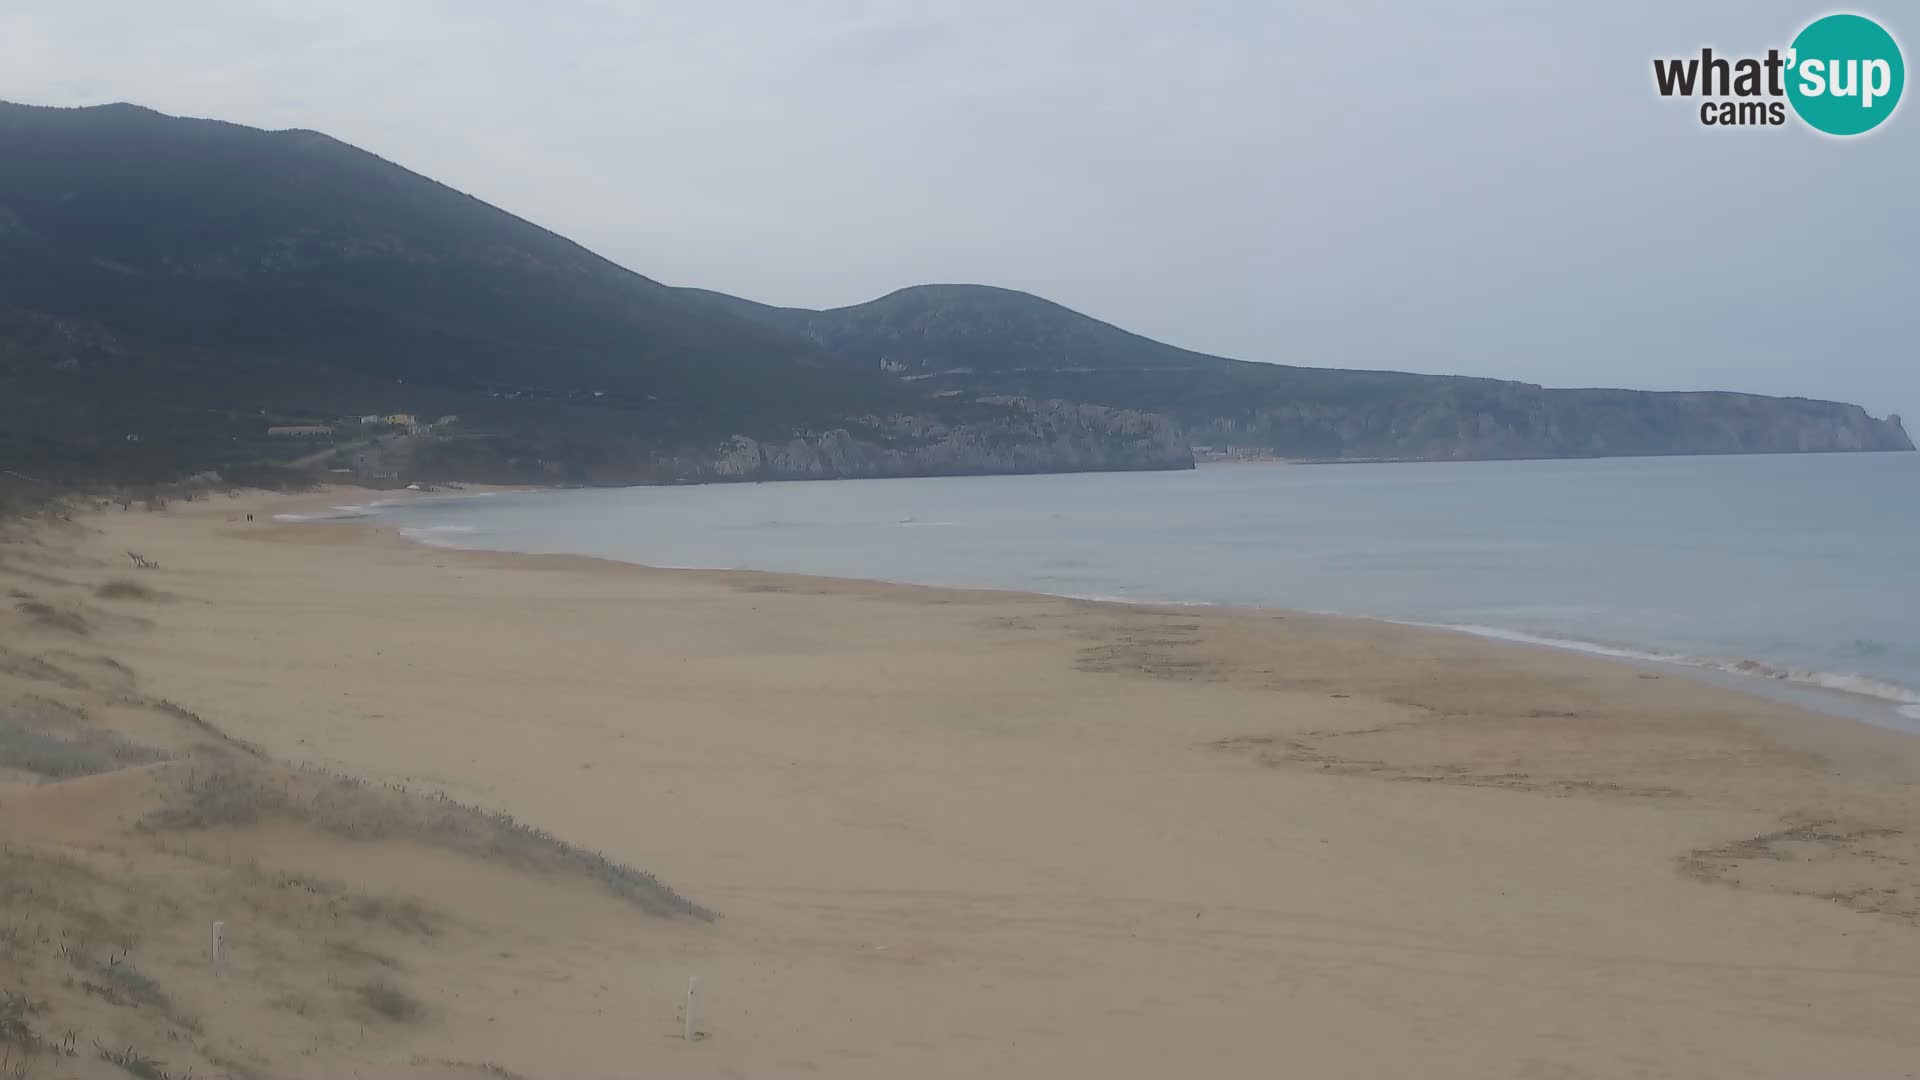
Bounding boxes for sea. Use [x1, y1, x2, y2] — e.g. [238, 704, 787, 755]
[310, 452, 1920, 732]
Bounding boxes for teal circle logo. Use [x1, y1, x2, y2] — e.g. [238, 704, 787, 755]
[1787, 14, 1905, 135]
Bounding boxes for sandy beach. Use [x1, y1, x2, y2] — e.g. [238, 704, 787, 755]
[4, 487, 1920, 1078]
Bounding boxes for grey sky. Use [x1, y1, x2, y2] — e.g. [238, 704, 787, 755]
[5, 1, 1915, 422]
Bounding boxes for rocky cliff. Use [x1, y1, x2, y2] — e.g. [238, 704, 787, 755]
[414, 399, 1192, 485]
[1179, 390, 1911, 461]
[652, 400, 1190, 481]
[684, 284, 1913, 462]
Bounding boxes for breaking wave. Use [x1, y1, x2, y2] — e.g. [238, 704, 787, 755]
[1401, 620, 1920, 716]
[397, 524, 478, 547]
[272, 505, 372, 522]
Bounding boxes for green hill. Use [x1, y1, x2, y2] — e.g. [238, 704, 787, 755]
[0, 103, 1185, 484]
[0, 102, 916, 481]
[2, 101, 1905, 489]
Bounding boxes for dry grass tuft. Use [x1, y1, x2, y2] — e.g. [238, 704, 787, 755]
[0, 989, 42, 1047]
[138, 766, 284, 830]
[142, 698, 265, 758]
[0, 647, 91, 691]
[328, 939, 403, 970]
[345, 893, 444, 937]
[0, 705, 172, 780]
[13, 599, 88, 636]
[59, 939, 170, 1011]
[96, 1041, 174, 1080]
[95, 579, 164, 602]
[354, 979, 425, 1024]
[266, 989, 318, 1018]
[140, 764, 712, 919]
[410, 1057, 529, 1079]
[96, 961, 169, 1012]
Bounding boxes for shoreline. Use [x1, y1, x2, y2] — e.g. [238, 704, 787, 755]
[1382, 617, 1920, 735]
[342, 483, 1920, 738]
[13, 486, 1920, 1076]
[130, 485, 1920, 791]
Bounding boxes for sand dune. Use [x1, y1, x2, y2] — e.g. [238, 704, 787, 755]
[4, 488, 1920, 1076]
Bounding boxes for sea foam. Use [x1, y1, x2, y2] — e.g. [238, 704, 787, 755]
[1400, 620, 1920, 714]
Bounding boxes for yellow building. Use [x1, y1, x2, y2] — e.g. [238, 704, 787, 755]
[381, 413, 417, 427]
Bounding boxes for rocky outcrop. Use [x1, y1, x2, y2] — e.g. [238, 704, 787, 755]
[1182, 389, 1912, 461]
[685, 284, 1914, 462]
[644, 400, 1192, 482]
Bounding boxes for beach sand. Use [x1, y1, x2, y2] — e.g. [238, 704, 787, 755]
[4, 487, 1920, 1077]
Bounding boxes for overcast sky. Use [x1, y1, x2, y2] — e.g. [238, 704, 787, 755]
[5, 1, 1915, 422]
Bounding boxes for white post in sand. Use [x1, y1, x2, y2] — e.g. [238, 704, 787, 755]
[684, 976, 702, 1042]
[210, 921, 226, 975]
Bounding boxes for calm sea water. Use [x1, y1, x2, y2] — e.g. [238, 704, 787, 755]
[339, 453, 1920, 730]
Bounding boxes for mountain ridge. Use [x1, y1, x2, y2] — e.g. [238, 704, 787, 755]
[1, 101, 1907, 489]
[676, 282, 1911, 461]
[0, 101, 1187, 484]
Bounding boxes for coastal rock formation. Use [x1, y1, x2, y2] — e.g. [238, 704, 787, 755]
[685, 284, 1914, 462]
[408, 399, 1190, 486]
[1178, 391, 1912, 461]
[646, 400, 1192, 482]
